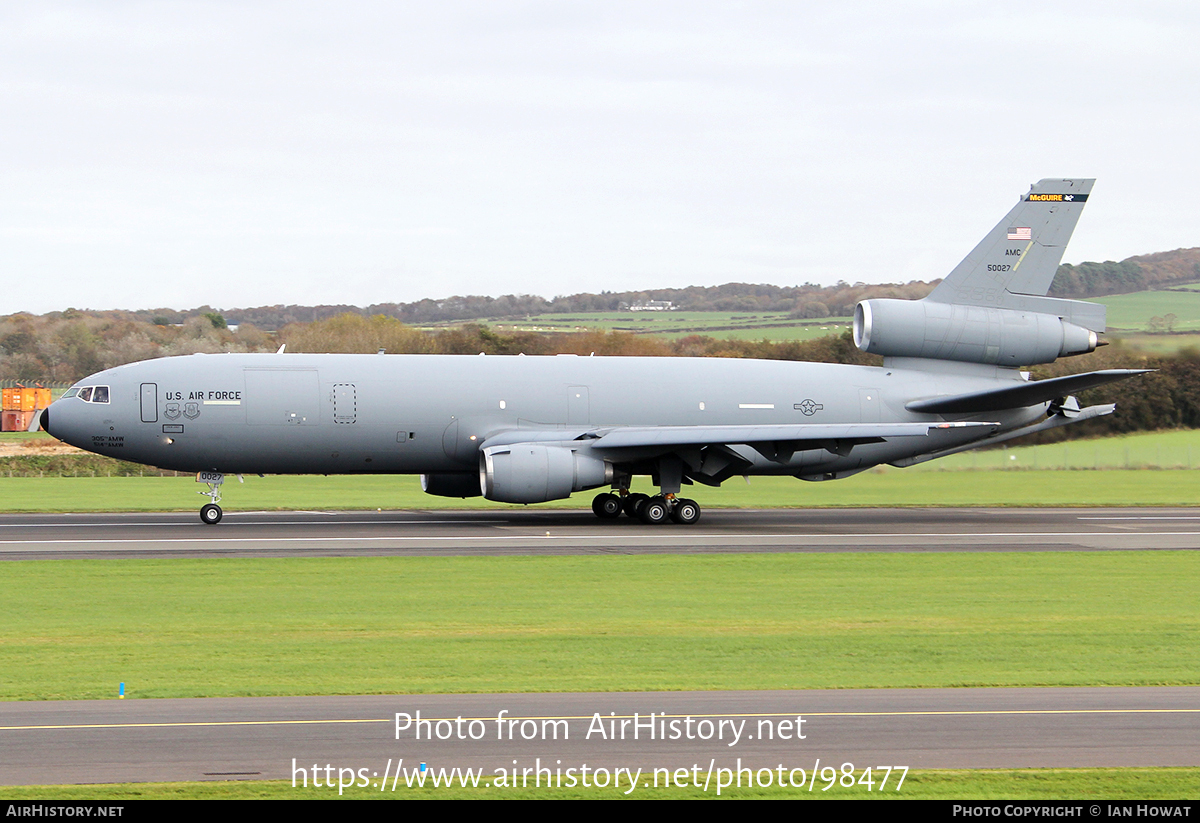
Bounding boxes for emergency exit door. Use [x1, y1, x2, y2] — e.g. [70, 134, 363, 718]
[140, 383, 158, 423]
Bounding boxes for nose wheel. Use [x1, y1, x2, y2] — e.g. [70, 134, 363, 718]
[197, 473, 228, 525]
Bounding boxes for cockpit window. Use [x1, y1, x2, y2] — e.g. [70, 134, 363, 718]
[71, 385, 111, 403]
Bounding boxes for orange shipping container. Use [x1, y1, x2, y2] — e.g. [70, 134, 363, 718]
[3, 388, 51, 411]
[1, 410, 33, 432]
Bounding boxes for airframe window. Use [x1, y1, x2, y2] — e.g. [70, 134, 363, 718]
[92, 386, 110, 403]
[62, 388, 79, 398]
[78, 387, 94, 402]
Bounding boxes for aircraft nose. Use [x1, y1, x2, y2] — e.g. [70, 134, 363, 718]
[41, 399, 86, 449]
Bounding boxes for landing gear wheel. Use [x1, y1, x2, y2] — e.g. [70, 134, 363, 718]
[200, 503, 223, 525]
[592, 493, 623, 519]
[669, 498, 701, 525]
[639, 496, 670, 525]
[623, 493, 649, 518]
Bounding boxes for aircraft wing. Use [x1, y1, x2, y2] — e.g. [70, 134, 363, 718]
[904, 369, 1151, 414]
[587, 421, 996, 451]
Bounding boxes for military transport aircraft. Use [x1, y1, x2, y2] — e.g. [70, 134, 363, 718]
[37, 178, 1146, 524]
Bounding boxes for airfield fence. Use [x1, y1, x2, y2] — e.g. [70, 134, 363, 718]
[0, 380, 72, 389]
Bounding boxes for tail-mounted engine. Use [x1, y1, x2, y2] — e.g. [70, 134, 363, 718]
[854, 299, 1098, 366]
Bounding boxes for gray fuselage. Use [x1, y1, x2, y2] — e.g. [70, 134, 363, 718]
[44, 352, 1038, 481]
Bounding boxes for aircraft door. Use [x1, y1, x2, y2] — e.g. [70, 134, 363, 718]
[140, 383, 158, 423]
[333, 383, 357, 424]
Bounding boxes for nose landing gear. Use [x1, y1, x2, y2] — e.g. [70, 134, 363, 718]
[196, 471, 238, 525]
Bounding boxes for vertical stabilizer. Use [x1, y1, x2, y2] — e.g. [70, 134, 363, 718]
[927, 178, 1094, 306]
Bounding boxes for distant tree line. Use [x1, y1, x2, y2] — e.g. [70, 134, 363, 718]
[1049, 248, 1200, 299]
[208, 281, 939, 329]
[36, 248, 1197, 332]
[1049, 260, 1147, 298]
[0, 311, 272, 384]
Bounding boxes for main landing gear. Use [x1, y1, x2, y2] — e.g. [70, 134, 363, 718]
[591, 491, 701, 525]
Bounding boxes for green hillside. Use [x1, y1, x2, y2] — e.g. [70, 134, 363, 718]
[478, 311, 853, 342]
[1096, 287, 1200, 332]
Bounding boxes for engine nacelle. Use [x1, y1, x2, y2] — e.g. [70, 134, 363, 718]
[854, 299, 1098, 366]
[480, 443, 612, 504]
[421, 473, 483, 498]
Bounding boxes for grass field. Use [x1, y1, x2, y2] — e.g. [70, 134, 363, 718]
[0, 432, 48, 443]
[1108, 332, 1200, 354]
[1, 429, 1195, 512]
[1097, 287, 1200, 332]
[1, 551, 1196, 700]
[914, 428, 1200, 470]
[0, 468, 1196, 512]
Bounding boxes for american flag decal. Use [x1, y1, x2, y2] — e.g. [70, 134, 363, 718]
[1007, 227, 1032, 241]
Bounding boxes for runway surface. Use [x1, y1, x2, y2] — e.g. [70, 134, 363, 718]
[1, 506, 1199, 559]
[2, 688, 1198, 786]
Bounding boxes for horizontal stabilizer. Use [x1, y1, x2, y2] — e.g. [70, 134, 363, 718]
[905, 369, 1150, 414]
[590, 421, 996, 450]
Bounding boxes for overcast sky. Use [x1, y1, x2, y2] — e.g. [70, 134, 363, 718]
[4, 2, 1199, 315]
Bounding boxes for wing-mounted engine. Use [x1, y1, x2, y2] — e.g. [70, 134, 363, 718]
[854, 298, 1099, 366]
[480, 443, 613, 504]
